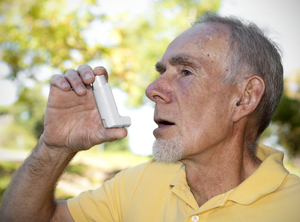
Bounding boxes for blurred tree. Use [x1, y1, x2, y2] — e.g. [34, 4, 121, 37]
[106, 0, 221, 106]
[284, 69, 300, 101]
[104, 136, 130, 152]
[0, 0, 103, 150]
[0, 0, 101, 79]
[0, 0, 220, 105]
[0, 0, 220, 151]
[0, 83, 47, 150]
[271, 69, 300, 156]
[260, 69, 300, 156]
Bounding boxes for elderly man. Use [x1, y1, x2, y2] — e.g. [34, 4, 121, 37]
[1, 13, 300, 222]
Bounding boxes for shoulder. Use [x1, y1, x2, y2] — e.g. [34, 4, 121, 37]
[67, 160, 184, 221]
[269, 173, 300, 211]
[116, 159, 184, 184]
[281, 173, 300, 193]
[103, 160, 184, 212]
[108, 159, 184, 200]
[267, 173, 300, 220]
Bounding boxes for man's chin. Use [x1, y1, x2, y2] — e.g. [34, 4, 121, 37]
[152, 136, 184, 162]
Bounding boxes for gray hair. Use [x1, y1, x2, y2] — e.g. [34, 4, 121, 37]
[193, 13, 283, 136]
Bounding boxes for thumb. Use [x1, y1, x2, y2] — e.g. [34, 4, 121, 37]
[102, 128, 128, 143]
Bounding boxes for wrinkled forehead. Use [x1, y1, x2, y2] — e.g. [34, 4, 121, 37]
[163, 22, 230, 62]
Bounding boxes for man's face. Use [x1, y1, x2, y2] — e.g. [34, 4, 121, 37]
[146, 23, 238, 162]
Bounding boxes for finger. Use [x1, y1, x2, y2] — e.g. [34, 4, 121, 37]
[103, 128, 128, 142]
[50, 74, 71, 91]
[77, 64, 95, 85]
[65, 69, 87, 95]
[94, 66, 109, 81]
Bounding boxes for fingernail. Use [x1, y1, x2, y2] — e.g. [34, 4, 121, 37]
[62, 82, 70, 88]
[77, 84, 85, 92]
[85, 74, 93, 80]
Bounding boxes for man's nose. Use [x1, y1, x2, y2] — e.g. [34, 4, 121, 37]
[145, 75, 172, 103]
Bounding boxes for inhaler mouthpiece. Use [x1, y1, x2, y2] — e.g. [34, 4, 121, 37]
[92, 75, 131, 128]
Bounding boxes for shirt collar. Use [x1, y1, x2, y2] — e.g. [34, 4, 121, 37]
[169, 162, 186, 188]
[228, 144, 289, 204]
[169, 144, 289, 206]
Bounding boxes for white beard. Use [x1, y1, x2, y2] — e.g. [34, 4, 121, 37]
[152, 135, 184, 162]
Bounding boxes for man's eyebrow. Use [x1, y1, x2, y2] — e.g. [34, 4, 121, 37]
[155, 61, 166, 74]
[169, 53, 201, 68]
[155, 53, 201, 74]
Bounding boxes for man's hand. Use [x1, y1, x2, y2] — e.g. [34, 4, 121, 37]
[43, 64, 127, 153]
[0, 64, 128, 222]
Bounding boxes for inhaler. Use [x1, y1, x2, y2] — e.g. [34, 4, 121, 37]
[92, 75, 131, 128]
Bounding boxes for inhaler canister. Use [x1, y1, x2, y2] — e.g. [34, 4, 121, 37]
[92, 75, 131, 128]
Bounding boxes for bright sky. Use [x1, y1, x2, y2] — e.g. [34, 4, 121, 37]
[0, 0, 299, 155]
[219, 0, 300, 75]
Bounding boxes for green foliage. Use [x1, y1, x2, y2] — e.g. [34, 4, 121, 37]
[268, 69, 300, 156]
[9, 83, 47, 136]
[104, 135, 130, 152]
[273, 94, 300, 155]
[260, 69, 300, 156]
[106, 0, 221, 106]
[0, 162, 20, 205]
[55, 189, 75, 200]
[0, 0, 221, 152]
[66, 164, 88, 176]
[0, 0, 220, 104]
[0, 0, 100, 77]
[0, 0, 101, 150]
[0, 83, 47, 150]
[0, 122, 38, 150]
[0, 161, 20, 173]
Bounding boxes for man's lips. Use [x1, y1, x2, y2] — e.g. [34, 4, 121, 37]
[154, 118, 175, 128]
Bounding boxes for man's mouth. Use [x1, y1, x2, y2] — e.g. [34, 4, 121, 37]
[155, 119, 175, 128]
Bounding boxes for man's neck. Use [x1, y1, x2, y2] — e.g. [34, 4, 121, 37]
[181, 142, 262, 207]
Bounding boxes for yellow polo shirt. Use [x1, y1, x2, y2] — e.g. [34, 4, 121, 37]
[67, 145, 300, 222]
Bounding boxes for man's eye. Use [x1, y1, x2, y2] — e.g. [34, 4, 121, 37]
[183, 70, 192, 76]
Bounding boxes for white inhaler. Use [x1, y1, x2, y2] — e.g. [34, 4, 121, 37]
[92, 75, 131, 128]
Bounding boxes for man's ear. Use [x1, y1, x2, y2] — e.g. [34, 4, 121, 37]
[231, 75, 265, 123]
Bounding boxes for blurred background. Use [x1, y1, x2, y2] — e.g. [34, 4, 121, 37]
[0, 0, 300, 202]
